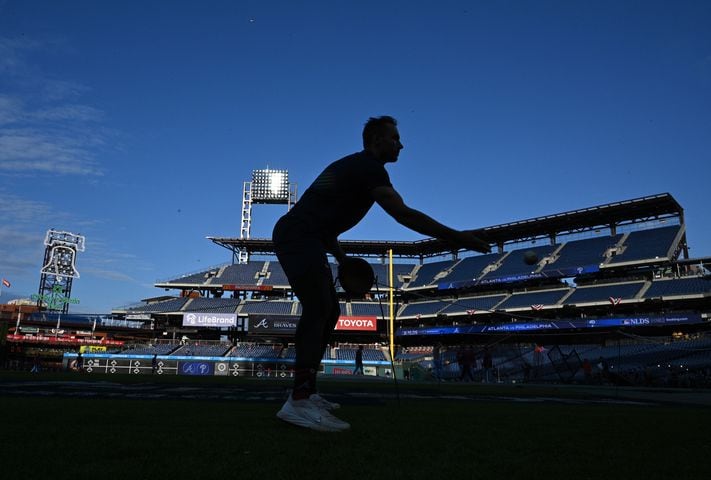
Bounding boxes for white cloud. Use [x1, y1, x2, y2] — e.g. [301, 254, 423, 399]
[0, 127, 103, 175]
[31, 104, 104, 123]
[0, 192, 55, 224]
[0, 95, 24, 125]
[0, 36, 110, 176]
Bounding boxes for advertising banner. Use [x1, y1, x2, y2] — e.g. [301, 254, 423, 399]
[248, 315, 299, 334]
[397, 313, 704, 336]
[334, 316, 378, 331]
[6, 334, 124, 346]
[179, 361, 214, 376]
[182, 312, 237, 327]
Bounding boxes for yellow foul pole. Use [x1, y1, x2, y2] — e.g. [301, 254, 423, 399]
[389, 248, 394, 360]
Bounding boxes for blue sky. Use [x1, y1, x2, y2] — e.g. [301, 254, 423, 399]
[1, 1, 709, 312]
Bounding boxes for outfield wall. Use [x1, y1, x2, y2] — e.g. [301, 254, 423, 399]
[62, 353, 393, 378]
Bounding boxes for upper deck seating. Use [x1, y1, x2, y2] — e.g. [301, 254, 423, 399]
[262, 261, 290, 286]
[481, 245, 556, 281]
[217, 261, 266, 285]
[544, 235, 622, 273]
[368, 263, 416, 289]
[183, 297, 242, 313]
[240, 300, 294, 315]
[406, 260, 457, 288]
[126, 298, 188, 313]
[122, 344, 177, 355]
[162, 267, 223, 285]
[438, 254, 501, 286]
[607, 225, 681, 265]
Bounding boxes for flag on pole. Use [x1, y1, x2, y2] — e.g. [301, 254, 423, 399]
[1, 278, 9, 288]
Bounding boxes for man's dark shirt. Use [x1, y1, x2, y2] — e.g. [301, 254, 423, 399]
[284, 150, 392, 239]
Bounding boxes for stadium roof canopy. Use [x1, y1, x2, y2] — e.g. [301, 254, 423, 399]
[208, 193, 684, 259]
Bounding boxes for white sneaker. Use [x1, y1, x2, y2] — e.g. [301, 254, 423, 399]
[277, 394, 350, 432]
[310, 393, 340, 411]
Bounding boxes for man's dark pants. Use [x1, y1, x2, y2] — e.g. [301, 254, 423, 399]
[273, 216, 340, 393]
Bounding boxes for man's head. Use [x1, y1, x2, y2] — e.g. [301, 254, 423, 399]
[363, 115, 403, 162]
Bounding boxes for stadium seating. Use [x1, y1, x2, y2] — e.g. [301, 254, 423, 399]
[438, 254, 501, 285]
[336, 346, 386, 361]
[262, 261, 290, 286]
[172, 344, 231, 356]
[438, 294, 507, 315]
[406, 260, 457, 288]
[239, 300, 295, 315]
[183, 297, 242, 313]
[396, 345, 433, 360]
[161, 267, 223, 285]
[368, 262, 416, 290]
[543, 234, 622, 273]
[350, 301, 386, 317]
[399, 299, 449, 317]
[644, 276, 711, 297]
[496, 289, 570, 310]
[126, 298, 188, 313]
[217, 262, 266, 285]
[228, 344, 283, 358]
[480, 245, 556, 280]
[280, 346, 331, 360]
[564, 281, 645, 305]
[607, 225, 681, 265]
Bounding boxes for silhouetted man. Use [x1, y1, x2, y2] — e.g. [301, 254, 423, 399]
[273, 116, 490, 432]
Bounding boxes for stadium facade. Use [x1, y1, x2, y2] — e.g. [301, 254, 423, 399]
[3, 193, 710, 385]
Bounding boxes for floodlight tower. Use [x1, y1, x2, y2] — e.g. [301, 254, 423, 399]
[36, 229, 85, 314]
[239, 169, 297, 263]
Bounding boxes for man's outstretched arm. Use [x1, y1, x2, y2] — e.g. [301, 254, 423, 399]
[372, 185, 491, 253]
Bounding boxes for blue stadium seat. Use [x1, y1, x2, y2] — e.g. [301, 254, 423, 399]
[608, 225, 681, 264]
[183, 297, 242, 313]
[497, 289, 570, 310]
[565, 282, 645, 304]
[217, 262, 266, 285]
[126, 298, 188, 313]
[240, 300, 295, 315]
[438, 254, 501, 286]
[644, 276, 711, 297]
[481, 245, 556, 280]
[438, 294, 507, 315]
[350, 302, 386, 316]
[406, 260, 456, 288]
[544, 234, 622, 273]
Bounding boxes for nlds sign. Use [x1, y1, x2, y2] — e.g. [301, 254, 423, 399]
[334, 316, 377, 332]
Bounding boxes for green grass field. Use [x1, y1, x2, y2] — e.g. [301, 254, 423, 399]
[1, 372, 710, 480]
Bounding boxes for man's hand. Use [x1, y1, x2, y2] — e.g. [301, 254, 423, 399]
[371, 185, 492, 254]
[449, 230, 491, 254]
[324, 236, 347, 264]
